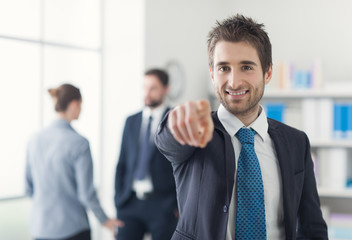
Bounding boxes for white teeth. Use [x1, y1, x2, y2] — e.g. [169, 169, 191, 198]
[228, 90, 246, 96]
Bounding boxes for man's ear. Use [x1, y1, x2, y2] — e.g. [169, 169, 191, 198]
[264, 64, 273, 85]
[209, 67, 214, 84]
[164, 86, 169, 96]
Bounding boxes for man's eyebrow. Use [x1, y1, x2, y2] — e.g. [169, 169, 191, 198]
[240, 60, 257, 66]
[215, 60, 258, 67]
[215, 61, 230, 67]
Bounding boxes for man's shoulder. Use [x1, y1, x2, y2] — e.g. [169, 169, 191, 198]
[126, 111, 143, 121]
[268, 118, 307, 139]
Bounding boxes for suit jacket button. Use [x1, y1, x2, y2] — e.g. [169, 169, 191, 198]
[223, 205, 228, 213]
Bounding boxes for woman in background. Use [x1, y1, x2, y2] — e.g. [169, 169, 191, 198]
[25, 83, 123, 240]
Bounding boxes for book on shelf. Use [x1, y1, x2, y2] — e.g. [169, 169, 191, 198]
[334, 102, 352, 140]
[270, 60, 323, 90]
[302, 98, 333, 140]
[264, 102, 285, 122]
[315, 148, 350, 190]
[317, 99, 334, 140]
[348, 104, 352, 139]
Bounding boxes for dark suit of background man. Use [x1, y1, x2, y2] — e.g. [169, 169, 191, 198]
[115, 69, 178, 240]
[155, 15, 328, 240]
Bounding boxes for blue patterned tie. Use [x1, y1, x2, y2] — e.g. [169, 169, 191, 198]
[235, 127, 266, 240]
[134, 115, 153, 180]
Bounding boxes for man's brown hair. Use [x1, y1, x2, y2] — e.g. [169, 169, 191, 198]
[207, 14, 272, 75]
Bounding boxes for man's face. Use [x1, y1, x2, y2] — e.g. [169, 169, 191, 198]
[143, 74, 168, 108]
[210, 41, 272, 119]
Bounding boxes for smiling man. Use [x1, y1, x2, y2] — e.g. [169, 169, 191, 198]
[155, 15, 328, 240]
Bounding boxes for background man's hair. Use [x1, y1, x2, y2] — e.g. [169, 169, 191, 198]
[145, 69, 169, 86]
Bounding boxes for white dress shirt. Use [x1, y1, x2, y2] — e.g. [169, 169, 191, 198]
[217, 104, 286, 240]
[142, 103, 168, 142]
[132, 104, 167, 198]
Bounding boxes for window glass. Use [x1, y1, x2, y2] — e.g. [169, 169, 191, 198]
[0, 0, 40, 39]
[43, 0, 100, 48]
[0, 39, 41, 198]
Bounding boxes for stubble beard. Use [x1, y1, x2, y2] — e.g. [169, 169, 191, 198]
[145, 98, 163, 108]
[216, 85, 264, 118]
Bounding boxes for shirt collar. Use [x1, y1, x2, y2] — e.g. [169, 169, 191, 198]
[142, 103, 167, 121]
[217, 104, 269, 142]
[52, 118, 73, 130]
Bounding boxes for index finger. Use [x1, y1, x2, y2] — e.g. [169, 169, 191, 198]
[196, 100, 212, 118]
[184, 101, 202, 146]
[199, 116, 214, 148]
[196, 100, 213, 148]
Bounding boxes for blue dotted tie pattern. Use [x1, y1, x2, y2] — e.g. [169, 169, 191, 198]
[235, 128, 266, 240]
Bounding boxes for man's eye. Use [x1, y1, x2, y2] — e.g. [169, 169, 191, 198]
[219, 66, 230, 72]
[242, 66, 252, 71]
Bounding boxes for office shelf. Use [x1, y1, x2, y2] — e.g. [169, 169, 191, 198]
[311, 140, 352, 148]
[318, 188, 352, 198]
[264, 89, 352, 99]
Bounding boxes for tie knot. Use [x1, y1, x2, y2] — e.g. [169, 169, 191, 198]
[236, 128, 256, 145]
[148, 115, 153, 123]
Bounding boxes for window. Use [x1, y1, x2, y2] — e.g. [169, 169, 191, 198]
[0, 0, 102, 199]
[0, 39, 41, 197]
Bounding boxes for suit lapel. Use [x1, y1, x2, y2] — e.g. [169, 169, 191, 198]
[212, 112, 236, 205]
[130, 112, 143, 168]
[267, 119, 294, 238]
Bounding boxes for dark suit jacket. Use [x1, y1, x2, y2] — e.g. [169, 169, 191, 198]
[114, 109, 177, 211]
[155, 111, 328, 240]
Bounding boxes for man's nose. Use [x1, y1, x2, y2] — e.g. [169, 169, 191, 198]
[228, 70, 242, 89]
[144, 89, 152, 97]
